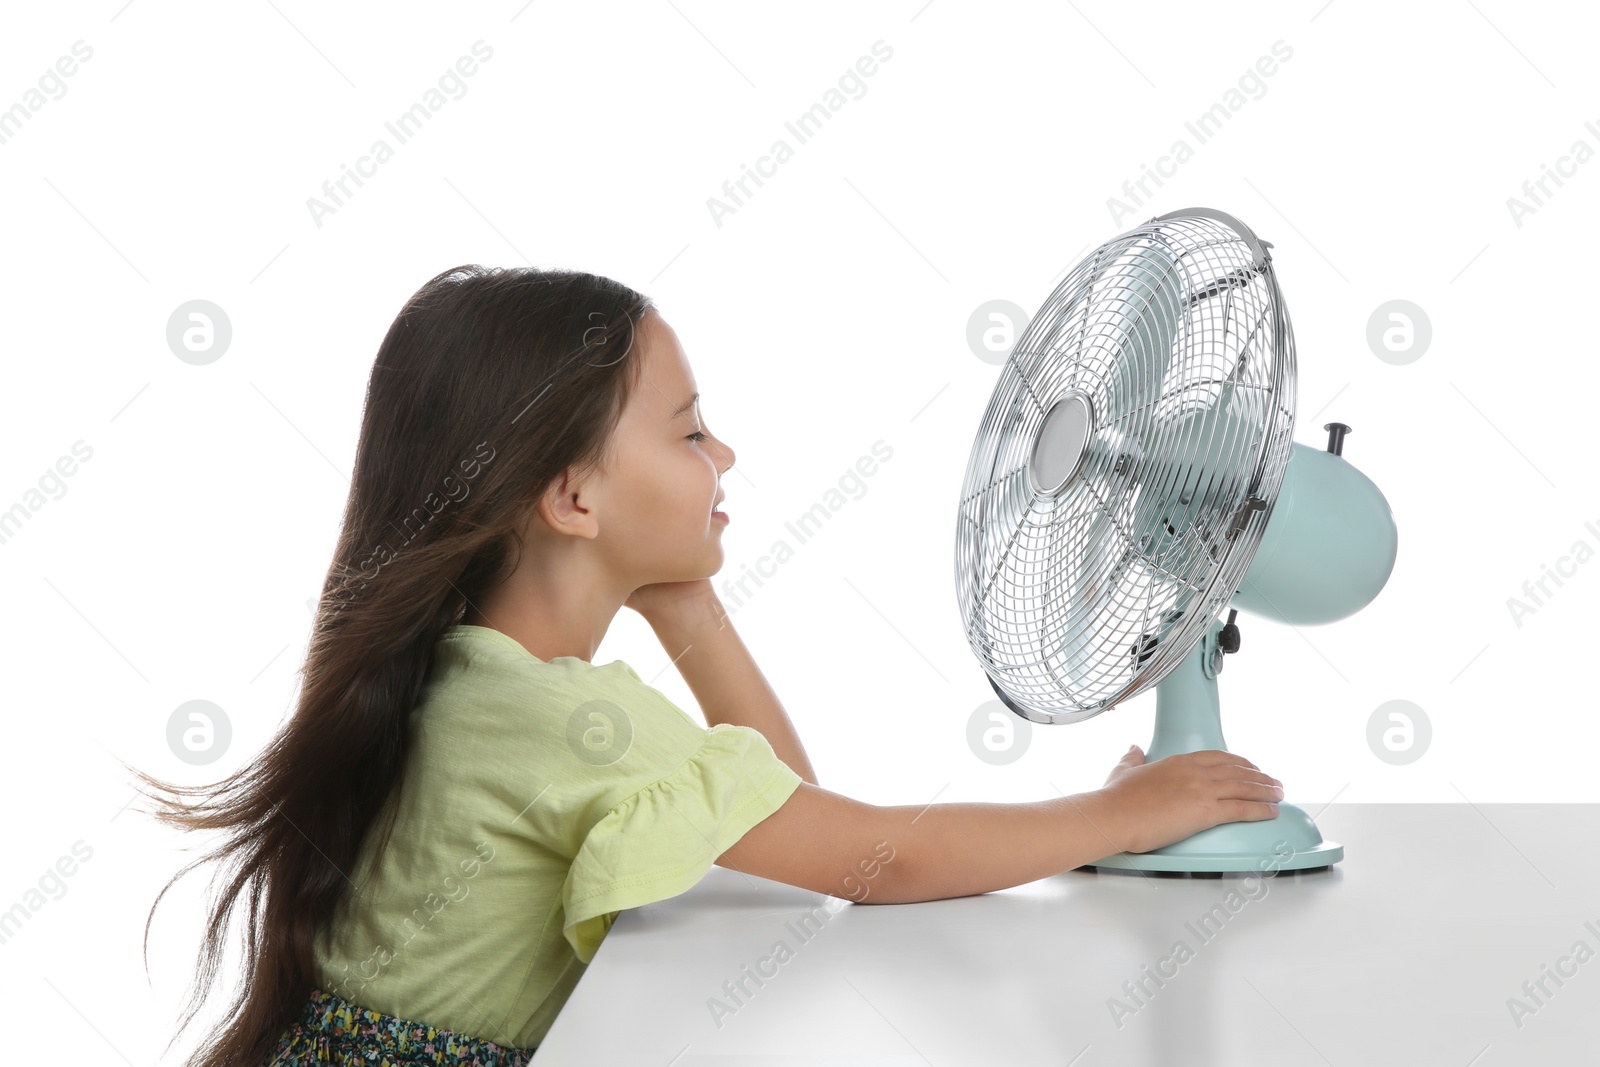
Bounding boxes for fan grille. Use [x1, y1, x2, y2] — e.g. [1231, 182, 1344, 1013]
[954, 213, 1297, 724]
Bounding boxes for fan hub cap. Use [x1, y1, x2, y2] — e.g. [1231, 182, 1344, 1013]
[1029, 390, 1095, 494]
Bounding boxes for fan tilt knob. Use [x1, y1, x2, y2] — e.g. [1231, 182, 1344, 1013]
[1218, 608, 1241, 653]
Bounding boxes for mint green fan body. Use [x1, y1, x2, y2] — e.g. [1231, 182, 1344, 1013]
[954, 207, 1399, 874]
[1091, 441, 1398, 872]
[1232, 441, 1398, 625]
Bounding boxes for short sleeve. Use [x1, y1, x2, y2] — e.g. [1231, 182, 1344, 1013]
[561, 722, 804, 963]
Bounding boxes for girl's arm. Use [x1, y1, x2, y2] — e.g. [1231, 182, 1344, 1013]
[717, 750, 1283, 904]
[644, 592, 820, 786]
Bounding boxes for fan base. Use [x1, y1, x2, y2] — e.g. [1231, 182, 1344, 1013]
[1083, 800, 1344, 873]
[1082, 864, 1334, 877]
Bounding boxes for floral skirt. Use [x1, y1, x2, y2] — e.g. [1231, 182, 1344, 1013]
[265, 987, 535, 1066]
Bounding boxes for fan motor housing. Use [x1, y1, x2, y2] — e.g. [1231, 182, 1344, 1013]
[1233, 441, 1399, 625]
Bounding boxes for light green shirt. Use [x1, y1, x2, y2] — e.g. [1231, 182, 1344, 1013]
[312, 623, 804, 1049]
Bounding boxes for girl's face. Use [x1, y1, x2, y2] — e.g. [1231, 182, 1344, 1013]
[586, 310, 736, 585]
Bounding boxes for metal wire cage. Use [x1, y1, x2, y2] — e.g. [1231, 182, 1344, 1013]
[954, 208, 1297, 725]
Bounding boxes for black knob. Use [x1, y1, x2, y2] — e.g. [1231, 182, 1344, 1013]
[1218, 609, 1241, 654]
[1132, 633, 1158, 669]
[1324, 422, 1351, 456]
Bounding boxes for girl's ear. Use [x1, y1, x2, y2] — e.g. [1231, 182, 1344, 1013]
[536, 468, 601, 540]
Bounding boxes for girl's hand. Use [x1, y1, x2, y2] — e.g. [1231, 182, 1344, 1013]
[624, 578, 717, 624]
[1097, 745, 1283, 855]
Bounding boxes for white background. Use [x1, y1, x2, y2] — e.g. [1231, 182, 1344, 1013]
[2, 1, 1596, 1062]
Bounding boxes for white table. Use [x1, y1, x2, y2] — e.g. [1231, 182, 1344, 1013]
[530, 804, 1600, 1065]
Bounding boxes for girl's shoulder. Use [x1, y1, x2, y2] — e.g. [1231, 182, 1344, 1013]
[435, 624, 653, 698]
[428, 623, 708, 754]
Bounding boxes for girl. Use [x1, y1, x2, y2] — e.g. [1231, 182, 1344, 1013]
[127, 265, 1283, 1066]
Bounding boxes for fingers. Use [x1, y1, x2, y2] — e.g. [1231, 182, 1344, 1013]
[1216, 769, 1283, 796]
[1222, 777, 1286, 809]
[1194, 762, 1283, 810]
[1185, 749, 1260, 770]
[1142, 749, 1284, 796]
[1215, 763, 1284, 822]
[1185, 751, 1280, 792]
[1223, 798, 1282, 822]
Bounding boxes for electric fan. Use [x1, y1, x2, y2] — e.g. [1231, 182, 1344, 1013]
[954, 206, 1398, 874]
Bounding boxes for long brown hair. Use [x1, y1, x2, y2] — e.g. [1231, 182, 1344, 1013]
[123, 265, 653, 1066]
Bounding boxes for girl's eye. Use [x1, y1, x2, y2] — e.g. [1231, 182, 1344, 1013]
[688, 431, 708, 443]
